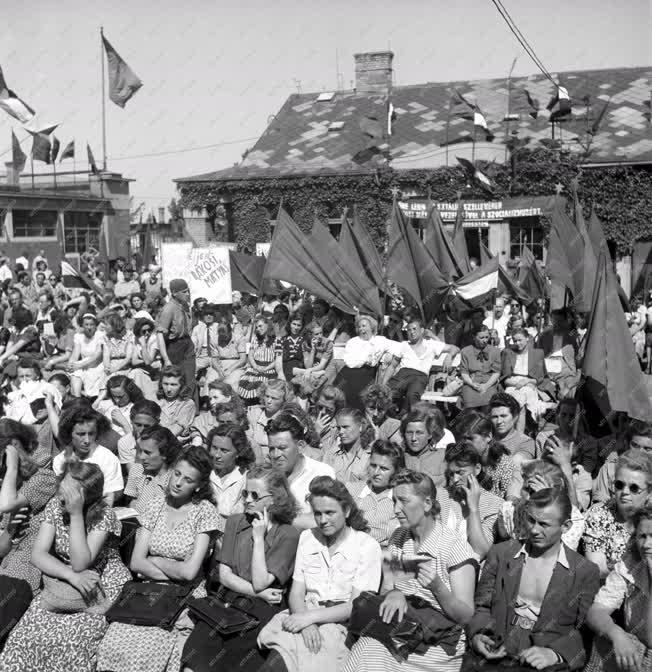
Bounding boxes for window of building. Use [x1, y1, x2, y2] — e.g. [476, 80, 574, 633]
[12, 209, 58, 238]
[63, 211, 103, 254]
[509, 217, 544, 261]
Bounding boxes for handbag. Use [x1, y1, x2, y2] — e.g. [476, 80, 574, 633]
[105, 579, 197, 630]
[40, 572, 113, 614]
[187, 594, 260, 636]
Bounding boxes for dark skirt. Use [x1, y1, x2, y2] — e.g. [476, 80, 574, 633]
[0, 575, 33, 649]
[181, 594, 281, 672]
[333, 365, 376, 410]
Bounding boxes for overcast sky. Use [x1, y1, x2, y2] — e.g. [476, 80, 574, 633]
[1, 0, 649, 215]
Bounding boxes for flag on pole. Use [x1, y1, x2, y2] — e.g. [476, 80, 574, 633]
[422, 204, 468, 279]
[456, 157, 495, 194]
[452, 199, 472, 270]
[59, 139, 74, 162]
[473, 107, 494, 142]
[581, 250, 652, 423]
[60, 260, 104, 301]
[547, 84, 572, 121]
[87, 144, 98, 174]
[479, 240, 493, 265]
[11, 131, 26, 175]
[523, 90, 540, 119]
[27, 130, 51, 164]
[450, 258, 500, 304]
[518, 245, 547, 300]
[0, 66, 35, 123]
[102, 34, 143, 108]
[387, 100, 396, 136]
[50, 136, 60, 163]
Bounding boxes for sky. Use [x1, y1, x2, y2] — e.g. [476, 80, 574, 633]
[1, 0, 649, 218]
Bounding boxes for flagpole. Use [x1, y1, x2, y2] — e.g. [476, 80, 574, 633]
[505, 57, 517, 164]
[445, 93, 453, 167]
[52, 157, 57, 189]
[100, 27, 107, 171]
[30, 155, 34, 191]
[471, 123, 477, 164]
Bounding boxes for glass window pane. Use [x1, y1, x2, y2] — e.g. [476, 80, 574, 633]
[12, 210, 57, 237]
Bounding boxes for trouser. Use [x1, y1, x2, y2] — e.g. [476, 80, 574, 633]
[165, 336, 196, 396]
[389, 368, 428, 413]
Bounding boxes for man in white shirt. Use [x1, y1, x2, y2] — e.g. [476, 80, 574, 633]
[53, 445, 124, 502]
[483, 297, 510, 349]
[386, 317, 459, 413]
[0, 257, 13, 284]
[266, 412, 335, 530]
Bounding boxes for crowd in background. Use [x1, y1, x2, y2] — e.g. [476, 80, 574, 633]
[0, 248, 650, 672]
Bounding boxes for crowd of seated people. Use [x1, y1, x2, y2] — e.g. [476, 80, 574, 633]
[0, 255, 650, 672]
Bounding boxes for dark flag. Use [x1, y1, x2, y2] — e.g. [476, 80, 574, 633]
[102, 34, 143, 108]
[581, 250, 652, 424]
[547, 84, 572, 122]
[456, 156, 495, 195]
[339, 208, 387, 291]
[11, 130, 26, 174]
[59, 139, 74, 162]
[518, 245, 546, 300]
[479, 240, 493, 265]
[452, 200, 472, 272]
[87, 144, 98, 174]
[423, 204, 468, 279]
[28, 130, 51, 164]
[50, 135, 60, 163]
[0, 65, 35, 123]
[589, 99, 610, 136]
[523, 90, 540, 119]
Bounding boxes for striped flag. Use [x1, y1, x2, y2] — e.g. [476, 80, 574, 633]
[0, 66, 35, 123]
[60, 260, 104, 302]
[456, 157, 495, 194]
[547, 84, 571, 121]
[451, 258, 499, 304]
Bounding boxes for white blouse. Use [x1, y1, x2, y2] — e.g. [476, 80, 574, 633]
[343, 335, 399, 369]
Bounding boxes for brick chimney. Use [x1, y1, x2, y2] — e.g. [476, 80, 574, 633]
[354, 51, 394, 94]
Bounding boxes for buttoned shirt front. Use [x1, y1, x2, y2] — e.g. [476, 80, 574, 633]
[404, 428, 455, 487]
[322, 439, 371, 484]
[395, 338, 447, 376]
[210, 466, 246, 532]
[293, 527, 382, 605]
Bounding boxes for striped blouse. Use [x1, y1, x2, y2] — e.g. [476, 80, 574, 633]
[346, 481, 399, 547]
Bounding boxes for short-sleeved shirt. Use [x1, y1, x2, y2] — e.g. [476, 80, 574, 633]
[124, 463, 169, 514]
[395, 339, 447, 376]
[117, 432, 137, 464]
[404, 429, 456, 487]
[159, 397, 197, 434]
[219, 513, 300, 586]
[388, 521, 478, 611]
[322, 440, 371, 484]
[346, 482, 398, 548]
[53, 445, 124, 494]
[156, 298, 192, 341]
[293, 527, 382, 604]
[498, 428, 537, 460]
[209, 467, 246, 532]
[0, 467, 58, 590]
[302, 336, 333, 365]
[288, 456, 336, 514]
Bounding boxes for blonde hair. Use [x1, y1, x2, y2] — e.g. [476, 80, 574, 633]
[356, 314, 378, 335]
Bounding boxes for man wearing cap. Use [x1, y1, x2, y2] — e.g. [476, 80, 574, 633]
[156, 278, 195, 394]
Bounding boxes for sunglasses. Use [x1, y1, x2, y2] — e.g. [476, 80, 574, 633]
[614, 480, 646, 495]
[242, 490, 272, 502]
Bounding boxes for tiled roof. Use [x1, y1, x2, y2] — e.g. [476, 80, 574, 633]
[176, 65, 652, 183]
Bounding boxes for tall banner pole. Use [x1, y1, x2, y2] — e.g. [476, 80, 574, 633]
[100, 27, 107, 171]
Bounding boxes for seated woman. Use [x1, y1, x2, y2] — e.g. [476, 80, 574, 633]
[123, 425, 182, 514]
[0, 306, 44, 378]
[360, 382, 403, 448]
[291, 320, 333, 396]
[459, 325, 501, 412]
[258, 476, 382, 672]
[311, 384, 347, 451]
[238, 316, 280, 403]
[0, 420, 59, 647]
[190, 381, 236, 446]
[276, 312, 308, 383]
[206, 422, 256, 534]
[248, 379, 293, 461]
[67, 313, 106, 398]
[500, 327, 556, 430]
[53, 404, 124, 504]
[157, 365, 197, 438]
[346, 440, 404, 547]
[42, 312, 76, 375]
[453, 411, 521, 500]
[583, 449, 652, 579]
[102, 312, 134, 378]
[181, 465, 301, 672]
[322, 408, 376, 484]
[214, 315, 247, 387]
[93, 374, 145, 449]
[97, 446, 220, 672]
[0, 462, 131, 672]
[334, 315, 398, 411]
[344, 469, 477, 672]
[586, 503, 652, 672]
[129, 318, 162, 401]
[496, 459, 585, 551]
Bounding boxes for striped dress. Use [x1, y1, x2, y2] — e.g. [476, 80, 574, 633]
[237, 338, 278, 400]
[343, 521, 477, 672]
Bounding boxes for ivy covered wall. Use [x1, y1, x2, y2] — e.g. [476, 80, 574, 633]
[178, 148, 652, 255]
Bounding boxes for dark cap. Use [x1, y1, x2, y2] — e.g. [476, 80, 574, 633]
[170, 278, 189, 294]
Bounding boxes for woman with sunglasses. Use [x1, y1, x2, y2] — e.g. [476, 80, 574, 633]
[129, 318, 162, 400]
[181, 465, 300, 672]
[583, 449, 652, 579]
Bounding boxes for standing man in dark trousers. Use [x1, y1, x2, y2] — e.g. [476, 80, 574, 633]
[156, 278, 196, 395]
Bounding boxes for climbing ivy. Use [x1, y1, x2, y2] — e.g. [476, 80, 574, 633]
[178, 148, 652, 254]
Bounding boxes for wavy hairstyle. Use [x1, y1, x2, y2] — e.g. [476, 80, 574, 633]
[0, 418, 39, 480]
[157, 365, 192, 400]
[359, 383, 394, 414]
[335, 408, 375, 449]
[138, 426, 182, 466]
[172, 445, 216, 505]
[58, 461, 107, 528]
[103, 311, 127, 339]
[58, 403, 112, 451]
[106, 374, 145, 404]
[307, 475, 369, 532]
[206, 422, 256, 470]
[452, 410, 510, 469]
[391, 469, 441, 518]
[246, 464, 299, 525]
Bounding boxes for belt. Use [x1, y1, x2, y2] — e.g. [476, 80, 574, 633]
[318, 600, 346, 607]
[511, 614, 536, 630]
